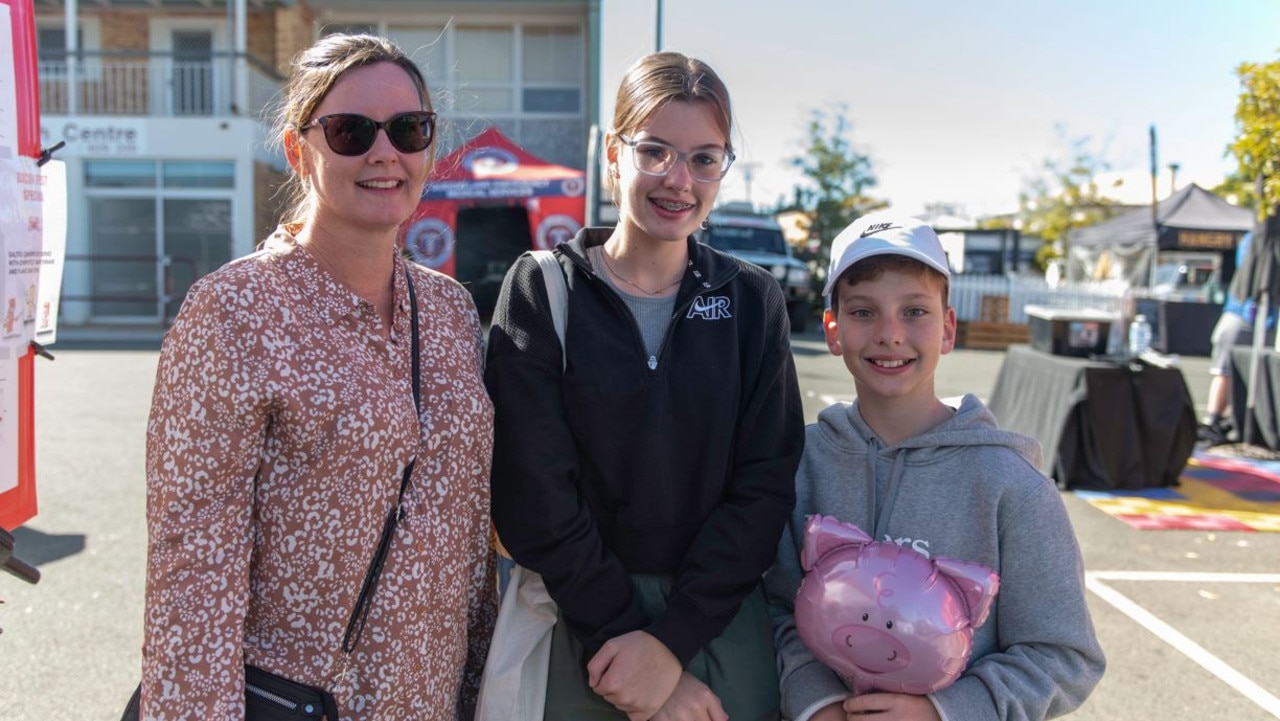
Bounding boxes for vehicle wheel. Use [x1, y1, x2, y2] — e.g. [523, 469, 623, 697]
[788, 301, 809, 333]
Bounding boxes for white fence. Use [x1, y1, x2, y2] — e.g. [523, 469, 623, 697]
[951, 275, 1128, 323]
[38, 53, 281, 117]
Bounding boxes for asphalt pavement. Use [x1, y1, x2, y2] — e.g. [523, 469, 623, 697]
[0, 338, 1277, 720]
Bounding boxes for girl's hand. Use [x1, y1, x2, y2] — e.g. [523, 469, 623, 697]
[650, 673, 728, 721]
[843, 692, 941, 720]
[586, 630, 682, 720]
[809, 701, 848, 721]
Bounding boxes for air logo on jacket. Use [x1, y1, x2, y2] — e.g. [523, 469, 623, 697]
[686, 295, 732, 321]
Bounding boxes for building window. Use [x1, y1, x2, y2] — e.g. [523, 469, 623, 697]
[456, 25, 515, 113]
[338, 18, 586, 168]
[84, 160, 234, 320]
[34, 19, 101, 58]
[163, 161, 235, 189]
[522, 25, 582, 114]
[86, 160, 156, 188]
[35, 18, 103, 83]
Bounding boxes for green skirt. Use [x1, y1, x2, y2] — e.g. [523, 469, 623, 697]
[544, 574, 780, 721]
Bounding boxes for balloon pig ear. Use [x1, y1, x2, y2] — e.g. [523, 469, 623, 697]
[801, 515, 873, 572]
[934, 557, 1000, 628]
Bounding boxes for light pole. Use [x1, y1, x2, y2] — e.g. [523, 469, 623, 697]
[656, 0, 664, 51]
[741, 162, 760, 209]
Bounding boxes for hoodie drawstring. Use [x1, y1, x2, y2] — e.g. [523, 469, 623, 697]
[865, 439, 909, 542]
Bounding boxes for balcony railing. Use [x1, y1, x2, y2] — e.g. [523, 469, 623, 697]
[38, 51, 282, 118]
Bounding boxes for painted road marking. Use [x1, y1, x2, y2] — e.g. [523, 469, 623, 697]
[1086, 571, 1280, 719]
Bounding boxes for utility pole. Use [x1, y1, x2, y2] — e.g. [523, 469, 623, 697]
[1149, 124, 1159, 289]
[740, 161, 760, 209]
[656, 0, 664, 51]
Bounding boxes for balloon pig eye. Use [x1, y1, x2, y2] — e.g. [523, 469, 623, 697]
[886, 620, 894, 630]
[861, 613, 869, 622]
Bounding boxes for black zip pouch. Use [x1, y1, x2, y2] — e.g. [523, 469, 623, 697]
[121, 664, 340, 720]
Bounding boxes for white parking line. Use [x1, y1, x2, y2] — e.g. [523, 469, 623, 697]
[1090, 571, 1280, 583]
[816, 394, 987, 408]
[1086, 572, 1280, 718]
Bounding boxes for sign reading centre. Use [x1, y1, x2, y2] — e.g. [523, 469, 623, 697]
[40, 118, 146, 156]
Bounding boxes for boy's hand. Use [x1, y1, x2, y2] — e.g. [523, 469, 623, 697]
[650, 673, 728, 721]
[843, 692, 941, 720]
[809, 701, 848, 721]
[586, 630, 682, 720]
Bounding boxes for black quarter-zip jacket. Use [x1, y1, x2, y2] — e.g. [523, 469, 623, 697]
[486, 227, 804, 666]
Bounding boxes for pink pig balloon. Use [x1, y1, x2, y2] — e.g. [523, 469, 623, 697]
[794, 515, 999, 695]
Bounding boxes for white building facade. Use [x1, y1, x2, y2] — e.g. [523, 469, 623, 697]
[34, 0, 601, 331]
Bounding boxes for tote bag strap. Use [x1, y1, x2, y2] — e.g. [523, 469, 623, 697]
[531, 250, 568, 371]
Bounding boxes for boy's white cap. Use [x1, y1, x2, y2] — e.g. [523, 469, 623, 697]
[823, 211, 950, 297]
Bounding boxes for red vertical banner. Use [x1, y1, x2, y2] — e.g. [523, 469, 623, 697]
[0, 0, 42, 530]
[0, 349, 36, 530]
[3, 0, 40, 158]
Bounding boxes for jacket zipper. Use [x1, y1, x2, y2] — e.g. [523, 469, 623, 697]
[562, 245, 737, 374]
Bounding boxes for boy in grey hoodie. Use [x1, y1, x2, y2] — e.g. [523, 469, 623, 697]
[765, 211, 1105, 721]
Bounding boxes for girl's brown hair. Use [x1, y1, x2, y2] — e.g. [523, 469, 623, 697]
[605, 51, 733, 204]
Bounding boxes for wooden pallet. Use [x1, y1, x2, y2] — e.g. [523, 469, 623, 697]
[958, 321, 1030, 350]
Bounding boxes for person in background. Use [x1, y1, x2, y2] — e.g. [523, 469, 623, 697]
[485, 51, 805, 721]
[765, 211, 1105, 721]
[140, 33, 494, 720]
[1203, 230, 1277, 444]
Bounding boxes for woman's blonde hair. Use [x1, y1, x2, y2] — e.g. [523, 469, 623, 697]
[605, 51, 733, 204]
[272, 34, 433, 224]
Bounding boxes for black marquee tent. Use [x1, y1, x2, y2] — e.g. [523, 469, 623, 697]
[1066, 183, 1254, 286]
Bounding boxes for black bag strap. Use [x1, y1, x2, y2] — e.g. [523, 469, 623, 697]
[342, 267, 422, 653]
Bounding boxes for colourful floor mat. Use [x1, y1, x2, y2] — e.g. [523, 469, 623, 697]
[1074, 450, 1280, 531]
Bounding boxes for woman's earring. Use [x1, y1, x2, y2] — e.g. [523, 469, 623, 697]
[700, 219, 710, 230]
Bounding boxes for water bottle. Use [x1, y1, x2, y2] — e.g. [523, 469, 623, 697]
[1128, 314, 1152, 356]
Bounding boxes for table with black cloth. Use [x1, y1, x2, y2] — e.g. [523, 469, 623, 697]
[987, 344, 1197, 490]
[1231, 346, 1280, 450]
[1133, 298, 1222, 357]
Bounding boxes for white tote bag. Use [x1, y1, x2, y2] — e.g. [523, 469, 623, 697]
[476, 249, 567, 721]
[475, 564, 557, 721]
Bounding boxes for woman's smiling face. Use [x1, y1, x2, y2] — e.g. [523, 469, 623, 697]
[291, 62, 430, 239]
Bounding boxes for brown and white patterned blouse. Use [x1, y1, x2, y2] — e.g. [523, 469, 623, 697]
[141, 226, 495, 721]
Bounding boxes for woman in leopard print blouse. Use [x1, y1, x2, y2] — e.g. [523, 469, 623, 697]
[138, 34, 495, 721]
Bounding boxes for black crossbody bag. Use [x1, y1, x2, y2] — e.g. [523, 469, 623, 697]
[122, 270, 423, 721]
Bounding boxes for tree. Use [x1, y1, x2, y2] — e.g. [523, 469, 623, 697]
[1211, 170, 1260, 211]
[790, 105, 883, 251]
[1229, 58, 1280, 216]
[986, 126, 1122, 273]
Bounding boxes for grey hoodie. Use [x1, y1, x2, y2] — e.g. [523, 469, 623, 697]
[765, 394, 1105, 721]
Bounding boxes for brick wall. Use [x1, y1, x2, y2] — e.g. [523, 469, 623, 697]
[247, 12, 276, 67]
[98, 11, 148, 53]
[273, 4, 316, 74]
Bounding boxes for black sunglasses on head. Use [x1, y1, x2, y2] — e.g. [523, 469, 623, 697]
[300, 111, 437, 156]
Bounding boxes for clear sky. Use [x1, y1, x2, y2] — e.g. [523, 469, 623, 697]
[599, 0, 1280, 219]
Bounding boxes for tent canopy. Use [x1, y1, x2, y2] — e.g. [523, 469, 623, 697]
[404, 127, 585, 286]
[423, 127, 585, 201]
[1069, 183, 1253, 251]
[1065, 183, 1254, 286]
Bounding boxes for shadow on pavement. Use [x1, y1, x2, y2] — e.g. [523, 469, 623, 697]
[11, 526, 87, 566]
